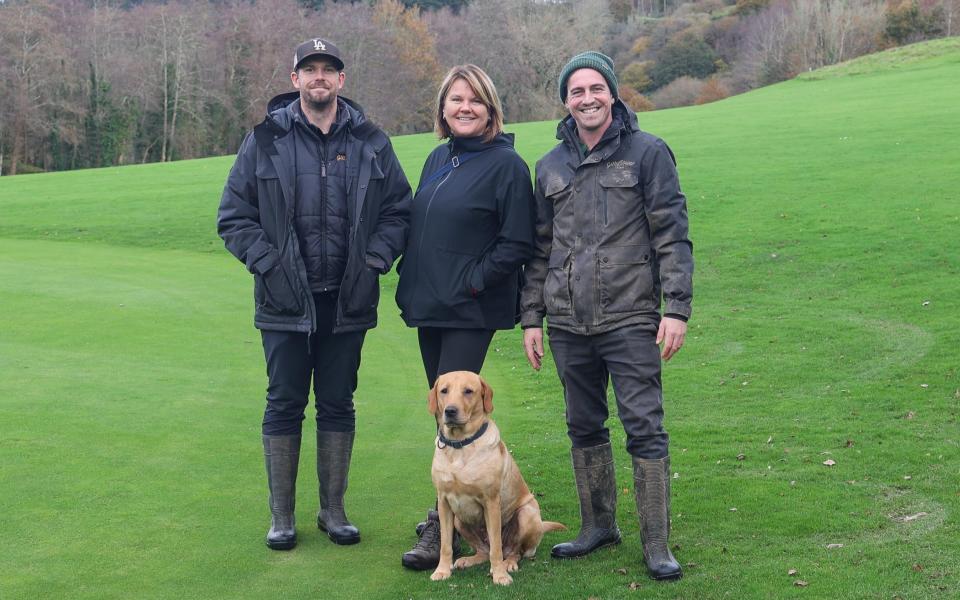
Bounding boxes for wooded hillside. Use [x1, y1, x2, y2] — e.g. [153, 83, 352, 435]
[1, 0, 956, 174]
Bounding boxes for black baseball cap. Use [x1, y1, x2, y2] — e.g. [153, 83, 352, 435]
[293, 38, 344, 71]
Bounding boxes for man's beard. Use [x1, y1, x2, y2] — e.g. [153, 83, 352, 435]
[302, 88, 337, 112]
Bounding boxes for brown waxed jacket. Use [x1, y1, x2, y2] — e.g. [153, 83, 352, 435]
[519, 101, 693, 335]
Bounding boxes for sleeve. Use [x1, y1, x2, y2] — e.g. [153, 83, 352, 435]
[364, 139, 412, 273]
[642, 139, 694, 320]
[216, 132, 278, 276]
[518, 162, 555, 328]
[466, 154, 536, 295]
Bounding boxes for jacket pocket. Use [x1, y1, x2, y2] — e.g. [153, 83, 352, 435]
[437, 247, 481, 303]
[255, 263, 303, 316]
[597, 169, 639, 226]
[342, 266, 380, 318]
[544, 247, 573, 316]
[598, 245, 653, 314]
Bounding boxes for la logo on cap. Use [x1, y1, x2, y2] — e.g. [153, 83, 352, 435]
[312, 39, 326, 50]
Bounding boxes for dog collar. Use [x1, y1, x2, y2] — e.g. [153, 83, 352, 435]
[437, 421, 489, 449]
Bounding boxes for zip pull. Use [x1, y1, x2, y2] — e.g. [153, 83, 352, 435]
[452, 155, 460, 168]
[321, 162, 327, 177]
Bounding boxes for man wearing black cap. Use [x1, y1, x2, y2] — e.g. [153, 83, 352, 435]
[218, 38, 411, 551]
[519, 51, 693, 581]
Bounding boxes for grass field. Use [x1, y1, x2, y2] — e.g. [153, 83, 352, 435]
[2, 39, 959, 599]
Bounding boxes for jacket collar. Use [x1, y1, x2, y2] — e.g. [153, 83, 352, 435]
[264, 91, 367, 135]
[448, 132, 515, 153]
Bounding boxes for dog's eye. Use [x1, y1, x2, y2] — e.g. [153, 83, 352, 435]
[463, 388, 474, 395]
[439, 387, 448, 395]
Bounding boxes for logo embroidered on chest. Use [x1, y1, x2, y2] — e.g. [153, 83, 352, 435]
[606, 160, 635, 170]
[336, 153, 347, 161]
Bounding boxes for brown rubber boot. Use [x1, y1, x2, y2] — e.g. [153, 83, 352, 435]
[551, 443, 622, 558]
[632, 456, 682, 580]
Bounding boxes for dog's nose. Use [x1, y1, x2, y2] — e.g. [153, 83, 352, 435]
[444, 406, 458, 419]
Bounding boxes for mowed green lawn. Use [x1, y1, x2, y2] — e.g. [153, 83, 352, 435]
[2, 38, 959, 599]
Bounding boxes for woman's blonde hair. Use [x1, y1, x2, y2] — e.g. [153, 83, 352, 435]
[434, 64, 504, 143]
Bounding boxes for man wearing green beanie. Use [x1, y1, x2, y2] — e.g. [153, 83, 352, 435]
[519, 51, 693, 581]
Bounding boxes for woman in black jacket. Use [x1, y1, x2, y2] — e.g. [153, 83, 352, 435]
[396, 64, 535, 570]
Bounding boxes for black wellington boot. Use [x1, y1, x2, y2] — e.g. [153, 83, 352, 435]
[633, 456, 682, 581]
[551, 443, 622, 558]
[316, 430, 361, 545]
[263, 434, 301, 550]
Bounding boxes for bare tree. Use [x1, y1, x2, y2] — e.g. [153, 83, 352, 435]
[0, 0, 72, 174]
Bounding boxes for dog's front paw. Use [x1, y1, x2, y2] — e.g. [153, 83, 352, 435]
[430, 568, 452, 581]
[491, 569, 513, 586]
[454, 554, 486, 570]
[503, 557, 519, 573]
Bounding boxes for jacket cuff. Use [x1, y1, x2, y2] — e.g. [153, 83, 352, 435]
[663, 313, 688, 322]
[520, 313, 544, 329]
[467, 262, 485, 297]
[247, 243, 277, 275]
[365, 254, 388, 274]
[663, 299, 691, 321]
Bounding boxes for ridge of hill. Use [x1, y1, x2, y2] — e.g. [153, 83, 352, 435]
[797, 36, 960, 80]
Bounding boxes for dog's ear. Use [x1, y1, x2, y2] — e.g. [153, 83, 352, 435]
[427, 380, 440, 416]
[480, 375, 494, 414]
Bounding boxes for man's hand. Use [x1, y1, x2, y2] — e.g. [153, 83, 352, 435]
[656, 317, 687, 361]
[523, 327, 545, 371]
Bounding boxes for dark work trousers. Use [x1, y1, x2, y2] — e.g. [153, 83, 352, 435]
[417, 327, 496, 388]
[260, 292, 366, 435]
[548, 323, 669, 459]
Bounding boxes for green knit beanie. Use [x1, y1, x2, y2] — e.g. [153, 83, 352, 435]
[558, 51, 618, 103]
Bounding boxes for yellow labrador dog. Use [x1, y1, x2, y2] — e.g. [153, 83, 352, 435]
[428, 371, 565, 586]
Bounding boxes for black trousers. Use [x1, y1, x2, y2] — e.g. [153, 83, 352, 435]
[548, 323, 669, 459]
[260, 293, 365, 436]
[417, 327, 495, 388]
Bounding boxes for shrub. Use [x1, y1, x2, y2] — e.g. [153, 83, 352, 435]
[695, 77, 730, 104]
[650, 76, 705, 109]
[621, 61, 653, 92]
[619, 85, 656, 112]
[649, 32, 719, 89]
[884, 0, 944, 44]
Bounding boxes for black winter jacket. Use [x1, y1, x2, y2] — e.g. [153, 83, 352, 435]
[520, 101, 693, 334]
[395, 134, 535, 329]
[288, 99, 352, 292]
[218, 92, 411, 333]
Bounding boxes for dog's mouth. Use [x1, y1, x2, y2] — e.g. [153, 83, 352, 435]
[442, 418, 468, 431]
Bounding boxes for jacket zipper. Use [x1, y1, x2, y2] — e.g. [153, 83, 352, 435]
[319, 139, 328, 287]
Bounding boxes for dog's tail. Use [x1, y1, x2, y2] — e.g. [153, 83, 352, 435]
[541, 521, 567, 533]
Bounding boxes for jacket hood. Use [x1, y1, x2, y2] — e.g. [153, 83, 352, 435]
[555, 99, 639, 147]
[264, 91, 367, 132]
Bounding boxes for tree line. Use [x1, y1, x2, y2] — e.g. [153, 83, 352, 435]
[1, 0, 956, 175]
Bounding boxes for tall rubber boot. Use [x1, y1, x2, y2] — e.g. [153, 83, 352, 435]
[316, 430, 361, 545]
[632, 456, 682, 580]
[551, 443, 622, 558]
[263, 434, 300, 550]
